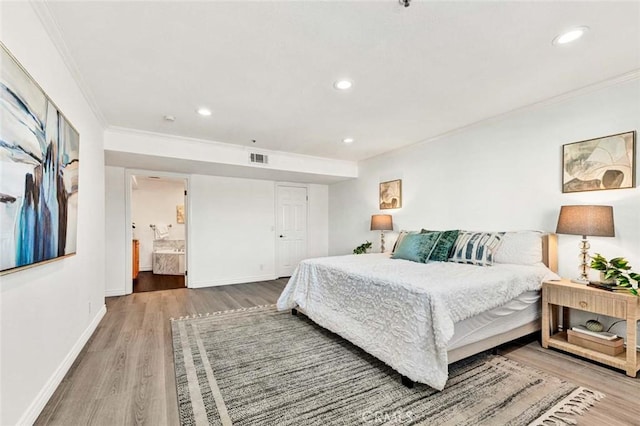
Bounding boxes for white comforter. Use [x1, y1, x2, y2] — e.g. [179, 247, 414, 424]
[277, 253, 559, 390]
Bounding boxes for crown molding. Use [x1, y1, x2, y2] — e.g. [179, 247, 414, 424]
[397, 69, 640, 157]
[524, 69, 640, 110]
[29, 0, 108, 128]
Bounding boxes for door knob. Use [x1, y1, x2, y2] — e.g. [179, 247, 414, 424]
[279, 235, 284, 238]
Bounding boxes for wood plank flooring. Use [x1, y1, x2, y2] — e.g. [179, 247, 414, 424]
[133, 271, 185, 293]
[36, 280, 638, 425]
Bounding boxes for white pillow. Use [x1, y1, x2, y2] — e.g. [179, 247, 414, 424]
[494, 231, 543, 265]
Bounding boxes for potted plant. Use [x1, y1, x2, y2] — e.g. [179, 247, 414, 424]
[590, 253, 639, 296]
[353, 241, 372, 254]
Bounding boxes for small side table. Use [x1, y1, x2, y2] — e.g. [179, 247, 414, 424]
[541, 279, 639, 377]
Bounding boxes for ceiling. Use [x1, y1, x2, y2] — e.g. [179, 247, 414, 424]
[45, 1, 640, 162]
[107, 150, 351, 184]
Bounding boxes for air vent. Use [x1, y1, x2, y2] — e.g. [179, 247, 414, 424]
[250, 153, 268, 164]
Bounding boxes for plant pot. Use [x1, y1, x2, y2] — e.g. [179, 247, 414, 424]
[600, 272, 616, 284]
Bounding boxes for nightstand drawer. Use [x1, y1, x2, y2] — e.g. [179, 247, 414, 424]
[545, 286, 627, 317]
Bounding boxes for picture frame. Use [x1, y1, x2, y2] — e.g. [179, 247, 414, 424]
[1, 43, 80, 274]
[562, 131, 636, 193]
[176, 205, 185, 224]
[379, 179, 402, 209]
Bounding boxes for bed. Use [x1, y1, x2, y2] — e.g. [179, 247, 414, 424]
[276, 232, 559, 390]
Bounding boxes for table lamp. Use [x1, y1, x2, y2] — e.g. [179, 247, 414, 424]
[370, 214, 393, 253]
[555, 205, 615, 283]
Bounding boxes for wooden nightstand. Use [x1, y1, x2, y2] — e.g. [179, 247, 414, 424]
[542, 279, 639, 377]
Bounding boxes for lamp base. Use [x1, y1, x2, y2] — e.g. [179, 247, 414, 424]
[576, 236, 590, 284]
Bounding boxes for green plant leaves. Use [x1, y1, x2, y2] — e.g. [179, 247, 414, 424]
[610, 257, 631, 270]
[590, 253, 638, 297]
[353, 241, 373, 254]
[589, 253, 608, 271]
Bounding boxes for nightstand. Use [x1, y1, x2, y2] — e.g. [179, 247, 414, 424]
[542, 279, 639, 377]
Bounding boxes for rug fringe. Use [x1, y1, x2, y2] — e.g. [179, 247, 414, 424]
[170, 304, 277, 321]
[528, 387, 605, 426]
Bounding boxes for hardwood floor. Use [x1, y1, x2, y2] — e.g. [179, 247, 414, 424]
[36, 281, 638, 425]
[133, 271, 185, 293]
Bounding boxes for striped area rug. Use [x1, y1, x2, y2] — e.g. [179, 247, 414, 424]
[171, 305, 603, 426]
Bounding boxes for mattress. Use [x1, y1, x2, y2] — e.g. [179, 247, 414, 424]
[448, 290, 541, 350]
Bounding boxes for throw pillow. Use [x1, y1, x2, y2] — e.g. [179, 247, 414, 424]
[421, 229, 460, 262]
[392, 230, 417, 253]
[494, 231, 543, 265]
[392, 232, 442, 263]
[449, 231, 505, 266]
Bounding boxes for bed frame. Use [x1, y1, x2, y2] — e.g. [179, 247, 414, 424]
[292, 233, 558, 388]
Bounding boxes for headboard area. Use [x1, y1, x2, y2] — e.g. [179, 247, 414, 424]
[542, 233, 558, 273]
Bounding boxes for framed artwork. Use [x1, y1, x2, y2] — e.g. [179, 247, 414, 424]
[562, 131, 636, 193]
[0, 43, 80, 274]
[379, 179, 402, 209]
[176, 205, 185, 224]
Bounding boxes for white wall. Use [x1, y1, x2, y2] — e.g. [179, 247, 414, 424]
[104, 170, 330, 293]
[0, 3, 106, 425]
[189, 175, 277, 287]
[329, 78, 640, 335]
[105, 166, 127, 296]
[308, 184, 329, 259]
[330, 78, 640, 271]
[132, 178, 186, 270]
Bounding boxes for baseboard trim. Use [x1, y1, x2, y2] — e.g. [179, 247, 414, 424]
[190, 274, 277, 288]
[17, 304, 107, 426]
[105, 288, 125, 297]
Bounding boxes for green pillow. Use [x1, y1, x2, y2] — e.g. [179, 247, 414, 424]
[392, 232, 442, 263]
[422, 229, 460, 261]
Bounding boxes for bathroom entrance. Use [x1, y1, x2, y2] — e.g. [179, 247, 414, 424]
[131, 174, 187, 293]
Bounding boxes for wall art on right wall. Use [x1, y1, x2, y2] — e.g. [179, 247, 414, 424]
[562, 131, 636, 193]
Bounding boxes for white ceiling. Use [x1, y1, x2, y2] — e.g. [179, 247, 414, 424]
[45, 1, 640, 162]
[106, 150, 352, 184]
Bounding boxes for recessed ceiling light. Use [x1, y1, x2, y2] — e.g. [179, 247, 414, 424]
[342, 138, 354, 144]
[197, 107, 212, 116]
[553, 26, 589, 45]
[334, 80, 353, 90]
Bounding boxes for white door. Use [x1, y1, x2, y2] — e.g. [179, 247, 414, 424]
[276, 185, 308, 277]
[182, 183, 188, 288]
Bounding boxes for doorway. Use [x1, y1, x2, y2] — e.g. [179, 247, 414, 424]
[276, 184, 308, 277]
[130, 174, 188, 293]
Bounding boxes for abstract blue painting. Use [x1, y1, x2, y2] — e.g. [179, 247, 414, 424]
[1, 43, 79, 274]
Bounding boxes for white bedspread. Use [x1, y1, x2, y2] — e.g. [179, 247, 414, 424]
[277, 253, 560, 390]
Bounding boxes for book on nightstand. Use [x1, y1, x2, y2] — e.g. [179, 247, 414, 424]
[587, 282, 617, 291]
[571, 325, 618, 340]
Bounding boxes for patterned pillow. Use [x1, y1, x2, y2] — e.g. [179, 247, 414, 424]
[392, 232, 442, 263]
[449, 231, 505, 266]
[421, 229, 460, 262]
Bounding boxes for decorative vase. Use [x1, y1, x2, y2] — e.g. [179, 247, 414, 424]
[585, 319, 604, 332]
